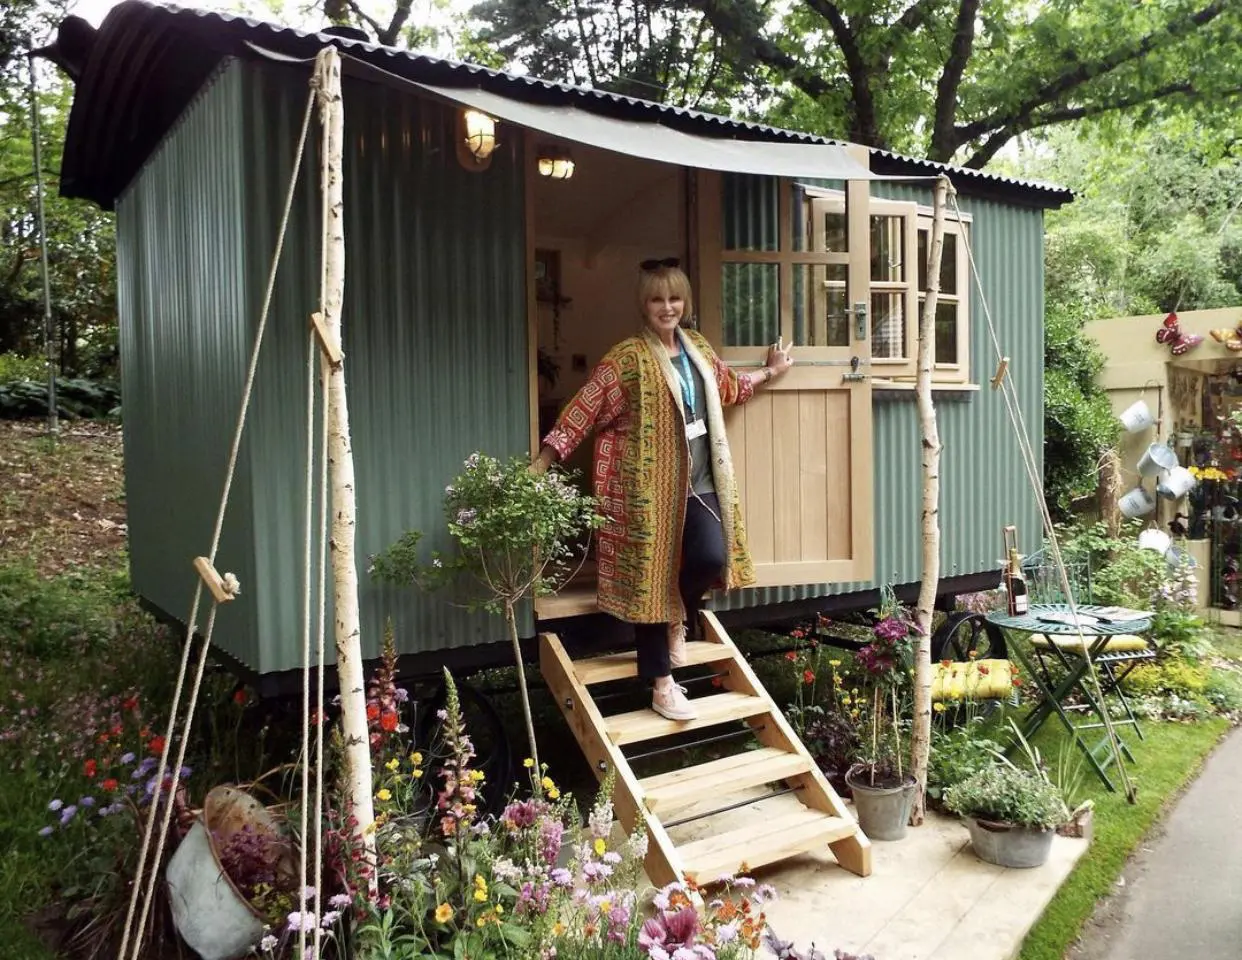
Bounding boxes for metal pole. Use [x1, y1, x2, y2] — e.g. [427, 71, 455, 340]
[28, 47, 58, 436]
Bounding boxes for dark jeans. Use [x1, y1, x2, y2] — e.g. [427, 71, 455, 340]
[633, 493, 727, 680]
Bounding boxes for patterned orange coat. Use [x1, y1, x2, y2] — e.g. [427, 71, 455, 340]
[543, 328, 757, 623]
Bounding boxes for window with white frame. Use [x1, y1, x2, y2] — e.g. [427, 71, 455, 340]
[796, 186, 972, 382]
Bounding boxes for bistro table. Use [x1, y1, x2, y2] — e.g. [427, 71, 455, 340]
[985, 603, 1153, 795]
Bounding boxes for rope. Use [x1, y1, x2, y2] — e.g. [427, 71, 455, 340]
[950, 191, 1137, 801]
[116, 85, 318, 960]
[298, 325, 316, 960]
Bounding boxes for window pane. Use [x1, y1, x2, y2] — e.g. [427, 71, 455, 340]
[918, 229, 958, 295]
[872, 292, 906, 359]
[723, 174, 779, 252]
[935, 300, 959, 364]
[794, 264, 849, 347]
[871, 215, 906, 282]
[722, 262, 780, 346]
[793, 188, 848, 253]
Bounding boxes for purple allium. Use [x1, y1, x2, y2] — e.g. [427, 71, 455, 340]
[119, 752, 135, 764]
[38, 826, 54, 837]
[59, 805, 78, 825]
[47, 799, 63, 812]
[550, 867, 572, 887]
[78, 796, 96, 808]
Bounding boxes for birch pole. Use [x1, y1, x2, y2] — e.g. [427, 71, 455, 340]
[314, 48, 376, 880]
[909, 174, 950, 825]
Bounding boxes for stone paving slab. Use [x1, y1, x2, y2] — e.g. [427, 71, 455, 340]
[647, 792, 1089, 960]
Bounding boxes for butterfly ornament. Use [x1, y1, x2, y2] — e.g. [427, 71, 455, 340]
[1155, 312, 1203, 356]
[1210, 321, 1242, 352]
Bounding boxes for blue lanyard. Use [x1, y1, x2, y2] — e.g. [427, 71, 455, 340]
[674, 350, 697, 419]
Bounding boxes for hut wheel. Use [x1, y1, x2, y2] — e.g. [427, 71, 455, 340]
[930, 611, 1007, 663]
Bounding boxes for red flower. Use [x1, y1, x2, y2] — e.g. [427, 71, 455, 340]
[84, 759, 97, 778]
[1012, 677, 1023, 687]
[802, 670, 815, 685]
[310, 708, 325, 726]
[379, 711, 398, 732]
[940, 659, 953, 668]
[97, 733, 110, 745]
[233, 688, 248, 706]
[366, 703, 380, 722]
[784, 652, 798, 662]
[978, 665, 990, 676]
[122, 696, 139, 712]
[147, 735, 166, 756]
[791, 629, 806, 639]
[102, 778, 119, 792]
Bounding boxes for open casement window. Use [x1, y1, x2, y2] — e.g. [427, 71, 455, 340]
[695, 166, 874, 588]
[918, 215, 971, 383]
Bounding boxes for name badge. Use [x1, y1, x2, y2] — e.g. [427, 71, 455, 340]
[686, 419, 707, 440]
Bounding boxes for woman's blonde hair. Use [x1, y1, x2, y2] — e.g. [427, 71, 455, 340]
[637, 265, 694, 325]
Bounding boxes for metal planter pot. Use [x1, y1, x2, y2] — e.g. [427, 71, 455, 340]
[846, 768, 917, 841]
[964, 816, 1055, 868]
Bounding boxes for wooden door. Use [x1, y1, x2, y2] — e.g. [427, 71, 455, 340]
[695, 161, 874, 587]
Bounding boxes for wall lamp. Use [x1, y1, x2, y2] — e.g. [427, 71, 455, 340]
[537, 145, 575, 180]
[458, 109, 498, 170]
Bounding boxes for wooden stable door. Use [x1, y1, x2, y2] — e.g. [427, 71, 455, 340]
[696, 167, 874, 588]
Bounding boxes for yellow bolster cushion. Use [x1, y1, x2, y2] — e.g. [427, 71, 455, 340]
[931, 659, 1014, 702]
[1028, 633, 1149, 654]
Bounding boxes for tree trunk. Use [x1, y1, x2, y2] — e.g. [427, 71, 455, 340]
[315, 47, 377, 884]
[910, 175, 949, 826]
[504, 601, 541, 773]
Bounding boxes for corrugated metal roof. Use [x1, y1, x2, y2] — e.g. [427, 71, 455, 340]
[47, 0, 1071, 210]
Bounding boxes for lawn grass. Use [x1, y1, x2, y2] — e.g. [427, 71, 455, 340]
[1018, 716, 1229, 960]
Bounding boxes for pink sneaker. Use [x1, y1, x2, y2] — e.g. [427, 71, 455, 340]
[652, 682, 697, 721]
[668, 621, 689, 668]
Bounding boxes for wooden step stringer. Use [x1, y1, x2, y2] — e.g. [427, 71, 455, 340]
[539, 610, 871, 887]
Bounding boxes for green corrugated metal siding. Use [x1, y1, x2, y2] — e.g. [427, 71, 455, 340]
[714, 185, 1045, 611]
[115, 62, 261, 657]
[239, 61, 529, 672]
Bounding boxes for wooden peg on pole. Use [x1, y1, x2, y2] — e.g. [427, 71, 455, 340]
[991, 357, 1010, 390]
[309, 311, 344, 367]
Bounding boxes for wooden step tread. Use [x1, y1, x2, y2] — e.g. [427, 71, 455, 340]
[576, 641, 734, 684]
[605, 692, 768, 746]
[678, 806, 857, 882]
[640, 747, 811, 814]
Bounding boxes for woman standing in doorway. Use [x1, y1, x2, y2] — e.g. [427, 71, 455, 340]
[533, 261, 792, 719]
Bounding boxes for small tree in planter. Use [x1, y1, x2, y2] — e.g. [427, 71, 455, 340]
[845, 586, 918, 841]
[371, 453, 601, 772]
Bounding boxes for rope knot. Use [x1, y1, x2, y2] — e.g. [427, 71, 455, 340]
[222, 572, 241, 598]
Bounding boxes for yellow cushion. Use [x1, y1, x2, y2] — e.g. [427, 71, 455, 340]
[1028, 633, 1149, 654]
[931, 659, 1014, 702]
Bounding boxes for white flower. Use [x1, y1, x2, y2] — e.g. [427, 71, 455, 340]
[259, 934, 279, 953]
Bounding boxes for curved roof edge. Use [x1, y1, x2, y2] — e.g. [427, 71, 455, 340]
[47, 0, 1073, 211]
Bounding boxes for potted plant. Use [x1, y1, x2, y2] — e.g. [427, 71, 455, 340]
[844, 587, 917, 841]
[943, 763, 1069, 868]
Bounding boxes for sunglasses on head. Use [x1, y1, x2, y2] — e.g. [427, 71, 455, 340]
[640, 257, 680, 271]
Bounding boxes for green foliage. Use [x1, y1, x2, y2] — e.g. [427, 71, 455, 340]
[371, 453, 602, 614]
[1042, 307, 1119, 519]
[0, 352, 44, 384]
[927, 720, 1004, 806]
[944, 765, 1070, 830]
[0, 561, 125, 658]
[1203, 669, 1242, 714]
[0, 377, 121, 420]
[1055, 518, 1169, 608]
[1123, 659, 1211, 698]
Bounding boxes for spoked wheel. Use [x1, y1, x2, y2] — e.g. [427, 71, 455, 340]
[931, 611, 1007, 662]
[930, 612, 1010, 722]
[413, 676, 515, 818]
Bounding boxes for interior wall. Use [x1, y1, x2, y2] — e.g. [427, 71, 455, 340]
[531, 145, 685, 472]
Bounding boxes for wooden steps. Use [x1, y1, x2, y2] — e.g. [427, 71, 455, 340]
[679, 804, 859, 882]
[539, 611, 872, 888]
[641, 747, 811, 814]
[576, 641, 733, 684]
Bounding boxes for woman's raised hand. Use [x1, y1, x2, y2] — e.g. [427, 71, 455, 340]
[766, 337, 794, 376]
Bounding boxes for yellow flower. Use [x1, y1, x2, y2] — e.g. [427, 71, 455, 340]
[476, 916, 487, 927]
[523, 758, 535, 768]
[375, 788, 392, 802]
[553, 922, 566, 937]
[593, 838, 607, 856]
[829, 659, 842, 667]
[470, 770, 485, 783]
[474, 888, 487, 902]
[495, 904, 504, 915]
[435, 903, 453, 924]
[933, 702, 946, 713]
[474, 874, 487, 889]
[841, 696, 852, 706]
[541, 776, 555, 791]
[463, 803, 477, 815]
[385, 758, 399, 771]
[410, 752, 423, 766]
[548, 788, 561, 800]
[412, 769, 423, 779]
